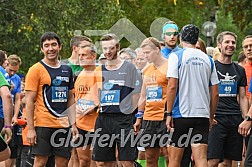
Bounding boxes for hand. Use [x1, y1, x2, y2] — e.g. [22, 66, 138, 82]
[27, 129, 37, 146]
[166, 116, 174, 132]
[133, 119, 141, 135]
[238, 120, 252, 137]
[209, 118, 218, 130]
[12, 117, 18, 126]
[1, 127, 12, 143]
[76, 105, 95, 116]
[71, 125, 79, 143]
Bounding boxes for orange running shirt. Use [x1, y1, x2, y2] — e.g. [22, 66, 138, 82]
[74, 70, 98, 132]
[243, 62, 252, 99]
[25, 61, 74, 128]
[142, 61, 168, 121]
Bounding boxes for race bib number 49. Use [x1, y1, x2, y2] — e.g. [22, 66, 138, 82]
[219, 80, 237, 97]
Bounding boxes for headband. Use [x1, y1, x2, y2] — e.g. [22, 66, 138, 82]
[162, 24, 179, 33]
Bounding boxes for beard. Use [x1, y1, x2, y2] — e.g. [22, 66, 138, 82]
[166, 42, 177, 49]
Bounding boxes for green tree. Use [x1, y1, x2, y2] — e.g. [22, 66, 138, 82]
[0, 0, 124, 73]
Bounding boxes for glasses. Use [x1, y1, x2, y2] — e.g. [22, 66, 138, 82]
[164, 32, 179, 36]
[243, 44, 252, 50]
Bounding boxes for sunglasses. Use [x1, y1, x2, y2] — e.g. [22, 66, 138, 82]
[164, 32, 179, 36]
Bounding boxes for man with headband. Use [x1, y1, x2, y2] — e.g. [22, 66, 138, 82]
[161, 20, 181, 59]
[166, 24, 219, 167]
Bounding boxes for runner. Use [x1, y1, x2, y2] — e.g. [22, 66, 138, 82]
[208, 31, 248, 167]
[25, 32, 78, 167]
[134, 37, 168, 167]
[166, 24, 219, 167]
[74, 44, 98, 167]
[92, 33, 142, 167]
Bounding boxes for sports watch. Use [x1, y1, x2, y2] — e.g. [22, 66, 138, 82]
[244, 116, 252, 121]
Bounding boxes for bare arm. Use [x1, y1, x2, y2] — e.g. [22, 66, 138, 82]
[132, 93, 140, 112]
[67, 89, 78, 138]
[238, 87, 250, 137]
[249, 93, 252, 107]
[67, 89, 76, 126]
[0, 86, 13, 143]
[134, 81, 146, 132]
[166, 78, 178, 114]
[238, 97, 252, 137]
[209, 84, 219, 120]
[209, 84, 219, 127]
[166, 78, 178, 131]
[0, 86, 12, 127]
[239, 86, 249, 117]
[12, 93, 21, 124]
[25, 90, 37, 145]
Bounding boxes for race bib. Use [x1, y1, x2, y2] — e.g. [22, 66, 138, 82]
[77, 99, 94, 110]
[218, 80, 237, 97]
[100, 90, 120, 106]
[52, 86, 68, 102]
[146, 86, 162, 102]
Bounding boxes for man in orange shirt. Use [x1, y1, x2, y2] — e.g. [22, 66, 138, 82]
[242, 35, 252, 103]
[74, 44, 99, 167]
[25, 32, 77, 167]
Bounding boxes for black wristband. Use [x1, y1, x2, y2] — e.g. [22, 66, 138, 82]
[165, 112, 172, 117]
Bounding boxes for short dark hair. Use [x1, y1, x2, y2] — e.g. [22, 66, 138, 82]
[180, 24, 199, 45]
[70, 35, 92, 48]
[216, 31, 237, 44]
[100, 33, 120, 48]
[100, 33, 119, 43]
[0, 50, 7, 66]
[40, 32, 62, 48]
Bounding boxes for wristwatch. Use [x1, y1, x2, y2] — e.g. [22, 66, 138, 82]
[244, 116, 252, 121]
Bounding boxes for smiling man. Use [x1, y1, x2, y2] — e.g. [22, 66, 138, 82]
[74, 44, 98, 167]
[25, 32, 77, 167]
[92, 33, 142, 167]
[207, 31, 248, 167]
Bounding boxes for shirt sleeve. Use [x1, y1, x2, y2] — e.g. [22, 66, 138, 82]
[0, 72, 9, 88]
[25, 65, 40, 92]
[210, 62, 219, 86]
[167, 52, 179, 79]
[16, 76, 21, 93]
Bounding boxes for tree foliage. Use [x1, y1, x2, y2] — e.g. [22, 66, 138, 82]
[0, 0, 250, 73]
[0, 0, 124, 73]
